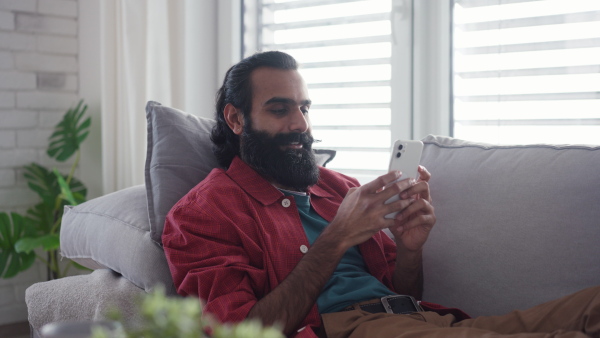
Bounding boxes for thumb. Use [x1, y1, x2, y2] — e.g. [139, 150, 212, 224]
[346, 187, 359, 197]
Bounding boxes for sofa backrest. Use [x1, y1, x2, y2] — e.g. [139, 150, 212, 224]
[420, 135, 600, 317]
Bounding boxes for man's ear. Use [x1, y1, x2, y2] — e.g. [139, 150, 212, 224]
[224, 103, 244, 135]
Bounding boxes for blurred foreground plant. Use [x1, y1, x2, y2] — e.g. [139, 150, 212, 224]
[92, 286, 284, 338]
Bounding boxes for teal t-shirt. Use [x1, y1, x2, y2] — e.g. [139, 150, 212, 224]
[282, 190, 393, 314]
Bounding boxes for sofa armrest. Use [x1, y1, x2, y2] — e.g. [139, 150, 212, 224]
[26, 269, 146, 335]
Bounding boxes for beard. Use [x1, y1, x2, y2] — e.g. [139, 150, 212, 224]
[239, 125, 320, 192]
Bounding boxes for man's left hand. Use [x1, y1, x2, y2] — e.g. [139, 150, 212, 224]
[388, 165, 436, 252]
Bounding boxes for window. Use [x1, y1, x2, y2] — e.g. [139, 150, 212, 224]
[243, 0, 405, 182]
[453, 0, 600, 145]
[242, 0, 600, 180]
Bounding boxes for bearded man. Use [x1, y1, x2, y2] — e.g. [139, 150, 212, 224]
[162, 51, 600, 338]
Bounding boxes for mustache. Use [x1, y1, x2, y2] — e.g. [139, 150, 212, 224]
[270, 132, 320, 147]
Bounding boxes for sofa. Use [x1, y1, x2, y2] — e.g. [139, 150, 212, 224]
[26, 101, 600, 336]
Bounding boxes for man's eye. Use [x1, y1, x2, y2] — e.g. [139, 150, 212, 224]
[271, 109, 287, 115]
[301, 107, 309, 115]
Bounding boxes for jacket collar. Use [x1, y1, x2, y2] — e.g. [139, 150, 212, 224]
[227, 156, 334, 206]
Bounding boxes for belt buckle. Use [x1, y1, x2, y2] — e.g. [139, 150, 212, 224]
[380, 295, 424, 314]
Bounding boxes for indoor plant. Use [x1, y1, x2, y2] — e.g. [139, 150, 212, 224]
[0, 100, 90, 280]
[92, 286, 284, 338]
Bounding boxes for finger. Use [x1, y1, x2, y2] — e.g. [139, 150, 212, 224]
[417, 165, 431, 182]
[345, 186, 359, 197]
[384, 197, 415, 218]
[398, 213, 436, 233]
[378, 177, 415, 204]
[400, 181, 431, 202]
[388, 222, 405, 237]
[362, 171, 402, 194]
[396, 199, 433, 222]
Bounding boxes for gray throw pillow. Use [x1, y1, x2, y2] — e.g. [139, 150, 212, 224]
[60, 185, 176, 294]
[144, 101, 221, 245]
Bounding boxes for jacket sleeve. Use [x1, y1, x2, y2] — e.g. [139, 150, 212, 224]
[162, 197, 266, 324]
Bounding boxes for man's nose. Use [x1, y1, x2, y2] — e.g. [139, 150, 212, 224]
[288, 107, 309, 133]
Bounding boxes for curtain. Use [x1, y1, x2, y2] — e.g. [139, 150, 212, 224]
[99, 0, 220, 193]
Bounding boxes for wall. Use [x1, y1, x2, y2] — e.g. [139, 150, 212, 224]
[0, 0, 80, 325]
[0, 0, 239, 325]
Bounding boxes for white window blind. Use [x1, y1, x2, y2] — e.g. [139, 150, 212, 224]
[453, 0, 600, 145]
[243, 0, 399, 182]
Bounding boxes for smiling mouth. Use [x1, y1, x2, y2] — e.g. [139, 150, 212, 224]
[281, 142, 303, 150]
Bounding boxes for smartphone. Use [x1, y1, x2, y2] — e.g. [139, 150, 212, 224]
[384, 140, 424, 219]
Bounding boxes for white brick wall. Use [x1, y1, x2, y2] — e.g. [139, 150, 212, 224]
[0, 0, 80, 326]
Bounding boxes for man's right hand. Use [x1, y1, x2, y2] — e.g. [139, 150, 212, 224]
[322, 171, 416, 251]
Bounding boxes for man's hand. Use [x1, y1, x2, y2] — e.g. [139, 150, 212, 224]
[322, 170, 418, 251]
[388, 165, 436, 252]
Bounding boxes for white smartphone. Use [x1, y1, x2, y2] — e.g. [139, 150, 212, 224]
[384, 140, 424, 219]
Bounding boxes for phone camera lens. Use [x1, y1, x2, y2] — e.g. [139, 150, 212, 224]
[398, 145, 404, 150]
[396, 152, 401, 158]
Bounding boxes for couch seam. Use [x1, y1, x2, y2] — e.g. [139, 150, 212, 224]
[423, 141, 600, 151]
[66, 210, 148, 233]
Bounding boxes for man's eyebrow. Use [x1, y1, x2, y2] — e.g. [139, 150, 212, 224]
[264, 97, 312, 106]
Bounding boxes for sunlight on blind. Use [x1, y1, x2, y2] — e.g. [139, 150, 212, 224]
[247, 0, 394, 181]
[453, 0, 600, 145]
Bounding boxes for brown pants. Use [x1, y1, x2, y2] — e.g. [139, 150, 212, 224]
[321, 286, 600, 338]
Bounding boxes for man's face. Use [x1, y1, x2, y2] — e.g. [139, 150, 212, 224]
[246, 67, 312, 140]
[238, 67, 319, 191]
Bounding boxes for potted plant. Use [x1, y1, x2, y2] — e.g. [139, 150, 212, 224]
[0, 100, 91, 280]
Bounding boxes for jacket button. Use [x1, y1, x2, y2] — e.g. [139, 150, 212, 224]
[300, 245, 308, 253]
[282, 198, 291, 208]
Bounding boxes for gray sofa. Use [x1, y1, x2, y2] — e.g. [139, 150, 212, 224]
[26, 102, 600, 336]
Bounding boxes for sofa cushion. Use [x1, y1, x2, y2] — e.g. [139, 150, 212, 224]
[420, 135, 600, 317]
[60, 185, 176, 295]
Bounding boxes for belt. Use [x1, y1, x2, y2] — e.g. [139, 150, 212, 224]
[343, 295, 424, 315]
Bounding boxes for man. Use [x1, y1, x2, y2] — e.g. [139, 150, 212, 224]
[162, 51, 600, 337]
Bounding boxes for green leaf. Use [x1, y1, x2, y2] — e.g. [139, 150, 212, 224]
[15, 234, 60, 253]
[72, 261, 92, 271]
[26, 202, 55, 233]
[47, 100, 91, 162]
[0, 212, 36, 279]
[54, 169, 77, 205]
[23, 166, 87, 233]
[24, 163, 60, 206]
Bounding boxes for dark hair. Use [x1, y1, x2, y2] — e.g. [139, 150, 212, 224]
[211, 51, 299, 168]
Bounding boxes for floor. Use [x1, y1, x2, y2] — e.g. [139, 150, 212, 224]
[0, 321, 30, 338]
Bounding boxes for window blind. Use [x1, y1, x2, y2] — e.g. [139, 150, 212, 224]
[453, 0, 600, 145]
[243, 0, 394, 181]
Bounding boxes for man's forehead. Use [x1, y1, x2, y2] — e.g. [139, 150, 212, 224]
[250, 67, 309, 104]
